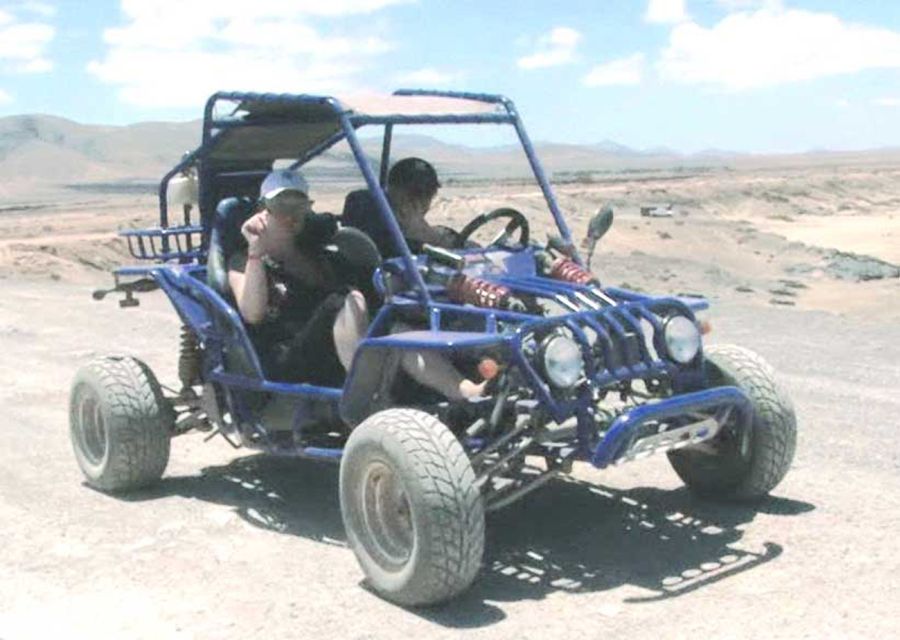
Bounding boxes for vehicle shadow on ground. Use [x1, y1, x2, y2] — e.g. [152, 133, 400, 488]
[125, 454, 814, 629]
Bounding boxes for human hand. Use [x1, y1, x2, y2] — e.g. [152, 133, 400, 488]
[241, 211, 272, 255]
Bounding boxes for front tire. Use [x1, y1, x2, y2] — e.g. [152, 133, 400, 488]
[69, 356, 172, 492]
[668, 344, 797, 501]
[340, 409, 484, 606]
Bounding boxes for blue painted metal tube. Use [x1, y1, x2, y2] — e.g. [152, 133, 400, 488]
[590, 386, 751, 468]
[379, 123, 393, 186]
[295, 447, 343, 460]
[493, 275, 581, 303]
[204, 91, 346, 110]
[517, 275, 600, 297]
[210, 369, 342, 398]
[606, 286, 710, 312]
[427, 301, 535, 323]
[151, 268, 267, 378]
[338, 113, 431, 304]
[506, 104, 576, 256]
[289, 128, 350, 170]
[393, 88, 510, 105]
[359, 329, 510, 350]
[119, 225, 203, 238]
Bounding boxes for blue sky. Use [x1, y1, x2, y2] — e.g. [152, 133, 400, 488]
[2, 0, 900, 152]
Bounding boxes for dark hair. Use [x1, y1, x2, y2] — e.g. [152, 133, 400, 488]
[387, 157, 441, 198]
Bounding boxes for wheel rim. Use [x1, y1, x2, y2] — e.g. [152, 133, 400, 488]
[75, 389, 107, 466]
[359, 461, 414, 570]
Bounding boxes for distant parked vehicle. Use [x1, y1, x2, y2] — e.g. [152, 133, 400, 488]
[641, 204, 676, 217]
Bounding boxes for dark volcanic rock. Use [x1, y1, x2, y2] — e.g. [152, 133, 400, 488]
[825, 250, 900, 281]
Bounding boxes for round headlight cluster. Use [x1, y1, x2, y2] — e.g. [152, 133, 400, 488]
[663, 315, 701, 364]
[541, 334, 584, 388]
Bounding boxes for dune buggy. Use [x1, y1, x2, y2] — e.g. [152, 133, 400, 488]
[70, 90, 797, 606]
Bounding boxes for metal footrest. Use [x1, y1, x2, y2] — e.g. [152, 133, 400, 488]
[613, 417, 720, 465]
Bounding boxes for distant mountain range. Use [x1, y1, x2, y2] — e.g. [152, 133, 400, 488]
[1, 114, 898, 202]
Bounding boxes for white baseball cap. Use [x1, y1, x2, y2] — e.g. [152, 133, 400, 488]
[260, 169, 309, 199]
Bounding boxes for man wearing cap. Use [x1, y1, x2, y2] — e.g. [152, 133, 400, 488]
[228, 168, 367, 387]
[342, 157, 461, 258]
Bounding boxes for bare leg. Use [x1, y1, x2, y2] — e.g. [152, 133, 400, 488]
[333, 290, 368, 371]
[400, 350, 486, 400]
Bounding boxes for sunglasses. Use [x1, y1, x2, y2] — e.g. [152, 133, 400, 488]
[265, 191, 314, 217]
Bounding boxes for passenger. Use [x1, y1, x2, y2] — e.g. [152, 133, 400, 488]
[343, 157, 461, 257]
[229, 168, 484, 398]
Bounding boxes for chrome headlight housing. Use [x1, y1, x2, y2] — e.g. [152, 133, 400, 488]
[663, 315, 701, 364]
[541, 334, 584, 388]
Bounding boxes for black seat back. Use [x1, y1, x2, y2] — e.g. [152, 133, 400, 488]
[342, 189, 403, 259]
[207, 197, 255, 298]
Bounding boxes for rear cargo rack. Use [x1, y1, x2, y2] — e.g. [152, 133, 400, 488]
[120, 225, 204, 262]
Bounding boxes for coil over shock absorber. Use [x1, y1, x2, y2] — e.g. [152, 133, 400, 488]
[549, 257, 597, 285]
[178, 324, 201, 392]
[447, 274, 524, 311]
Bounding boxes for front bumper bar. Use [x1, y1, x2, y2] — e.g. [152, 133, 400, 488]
[590, 386, 751, 468]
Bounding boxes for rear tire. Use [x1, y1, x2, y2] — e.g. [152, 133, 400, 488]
[340, 409, 484, 606]
[69, 356, 172, 492]
[668, 344, 797, 501]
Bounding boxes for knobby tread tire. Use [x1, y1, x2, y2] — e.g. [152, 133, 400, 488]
[668, 344, 797, 501]
[340, 408, 484, 606]
[69, 356, 172, 492]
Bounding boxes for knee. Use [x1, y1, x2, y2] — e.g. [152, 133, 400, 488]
[346, 289, 367, 313]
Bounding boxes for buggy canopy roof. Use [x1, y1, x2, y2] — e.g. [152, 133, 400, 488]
[204, 91, 512, 163]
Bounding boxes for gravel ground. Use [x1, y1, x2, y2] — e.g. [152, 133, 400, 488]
[1, 279, 898, 639]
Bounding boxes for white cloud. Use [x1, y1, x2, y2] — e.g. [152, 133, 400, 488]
[0, 88, 12, 104]
[645, 0, 687, 25]
[88, 0, 409, 108]
[835, 98, 850, 108]
[517, 27, 581, 70]
[873, 97, 900, 107]
[0, 19, 55, 73]
[583, 53, 645, 87]
[394, 67, 464, 87]
[658, 6, 900, 90]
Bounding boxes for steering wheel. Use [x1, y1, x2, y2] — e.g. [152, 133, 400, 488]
[457, 207, 530, 249]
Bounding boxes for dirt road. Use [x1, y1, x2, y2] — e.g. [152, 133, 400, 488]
[1, 277, 898, 639]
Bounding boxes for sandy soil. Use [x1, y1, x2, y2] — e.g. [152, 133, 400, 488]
[1, 164, 899, 638]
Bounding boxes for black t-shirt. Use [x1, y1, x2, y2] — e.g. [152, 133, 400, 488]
[227, 249, 342, 348]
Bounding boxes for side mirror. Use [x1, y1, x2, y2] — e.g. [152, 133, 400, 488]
[585, 205, 614, 268]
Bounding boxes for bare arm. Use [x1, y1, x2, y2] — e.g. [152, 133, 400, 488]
[228, 212, 271, 325]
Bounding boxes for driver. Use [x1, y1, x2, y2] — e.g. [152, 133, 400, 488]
[342, 157, 460, 257]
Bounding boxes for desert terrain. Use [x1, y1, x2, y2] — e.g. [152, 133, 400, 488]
[1, 134, 899, 638]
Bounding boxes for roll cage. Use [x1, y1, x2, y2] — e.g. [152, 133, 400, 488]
[150, 89, 577, 301]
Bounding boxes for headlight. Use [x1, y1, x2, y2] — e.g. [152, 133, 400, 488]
[664, 315, 701, 364]
[541, 334, 584, 388]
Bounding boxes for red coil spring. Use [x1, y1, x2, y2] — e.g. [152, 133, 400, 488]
[447, 274, 513, 309]
[550, 257, 596, 285]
